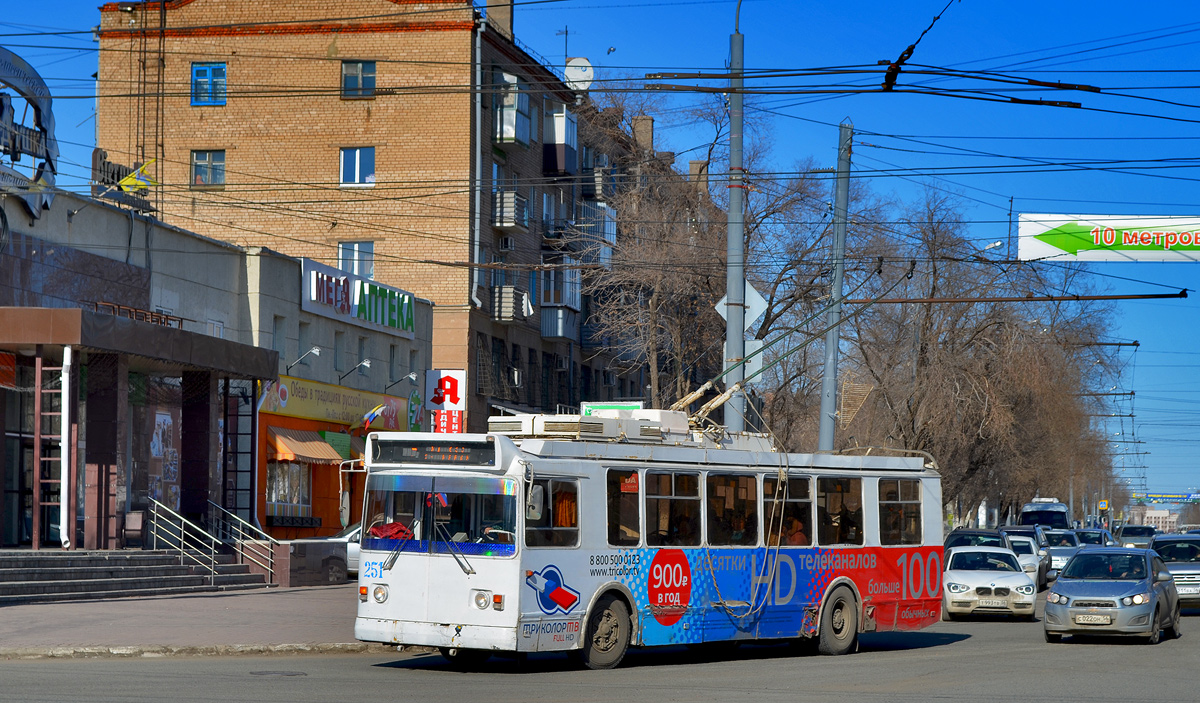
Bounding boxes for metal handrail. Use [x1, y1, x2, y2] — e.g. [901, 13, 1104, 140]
[207, 500, 278, 584]
[147, 498, 219, 586]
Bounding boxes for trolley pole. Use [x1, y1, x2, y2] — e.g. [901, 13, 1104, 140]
[817, 121, 853, 450]
[724, 27, 746, 433]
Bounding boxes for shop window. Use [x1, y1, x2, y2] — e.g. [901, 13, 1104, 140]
[707, 474, 757, 546]
[341, 60, 376, 98]
[267, 461, 312, 516]
[525, 479, 579, 547]
[191, 150, 225, 188]
[645, 472, 700, 547]
[764, 475, 812, 547]
[191, 62, 226, 106]
[817, 477, 863, 546]
[340, 146, 375, 186]
[879, 478, 922, 546]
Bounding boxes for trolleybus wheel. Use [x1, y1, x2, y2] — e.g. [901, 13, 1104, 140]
[439, 647, 492, 669]
[580, 594, 631, 670]
[817, 586, 858, 656]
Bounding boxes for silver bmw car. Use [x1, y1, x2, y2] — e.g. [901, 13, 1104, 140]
[1044, 548, 1180, 644]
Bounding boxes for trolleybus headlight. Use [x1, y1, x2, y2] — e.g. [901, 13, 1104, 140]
[473, 590, 493, 610]
[946, 582, 969, 594]
[372, 585, 389, 603]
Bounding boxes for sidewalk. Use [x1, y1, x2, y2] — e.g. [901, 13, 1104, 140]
[0, 583, 398, 659]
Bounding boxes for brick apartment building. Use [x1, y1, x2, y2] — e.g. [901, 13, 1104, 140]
[97, 0, 644, 431]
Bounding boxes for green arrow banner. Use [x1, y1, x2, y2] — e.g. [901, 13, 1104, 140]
[1020, 215, 1200, 261]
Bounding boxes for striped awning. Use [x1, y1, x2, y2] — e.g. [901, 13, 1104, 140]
[267, 427, 344, 463]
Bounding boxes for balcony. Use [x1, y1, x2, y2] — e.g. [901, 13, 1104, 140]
[542, 103, 578, 176]
[541, 307, 580, 341]
[543, 142, 578, 177]
[493, 72, 531, 150]
[581, 165, 613, 201]
[490, 285, 529, 324]
[492, 191, 528, 231]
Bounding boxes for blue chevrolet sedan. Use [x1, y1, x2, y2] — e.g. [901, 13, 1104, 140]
[1044, 548, 1180, 644]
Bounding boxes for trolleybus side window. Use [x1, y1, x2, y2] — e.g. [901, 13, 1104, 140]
[705, 474, 757, 546]
[878, 478, 922, 546]
[817, 477, 863, 546]
[763, 475, 811, 546]
[525, 479, 579, 547]
[646, 471, 701, 547]
[607, 469, 641, 546]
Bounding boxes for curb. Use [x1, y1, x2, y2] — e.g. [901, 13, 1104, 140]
[0, 642, 425, 660]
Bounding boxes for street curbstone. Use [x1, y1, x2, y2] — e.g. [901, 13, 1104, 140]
[0, 642, 398, 660]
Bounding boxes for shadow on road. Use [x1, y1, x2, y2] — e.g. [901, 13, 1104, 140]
[374, 630, 971, 674]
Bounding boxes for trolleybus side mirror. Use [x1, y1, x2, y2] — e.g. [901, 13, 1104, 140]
[340, 490, 351, 528]
[527, 484, 545, 522]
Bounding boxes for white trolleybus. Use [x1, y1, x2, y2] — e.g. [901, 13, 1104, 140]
[353, 409, 943, 669]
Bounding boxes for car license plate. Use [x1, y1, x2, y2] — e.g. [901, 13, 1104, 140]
[1075, 613, 1111, 625]
[1178, 586, 1200, 595]
[979, 598, 1007, 607]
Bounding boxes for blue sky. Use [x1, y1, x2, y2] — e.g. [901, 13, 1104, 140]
[4, 0, 1200, 494]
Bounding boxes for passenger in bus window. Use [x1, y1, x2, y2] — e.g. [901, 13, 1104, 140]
[840, 488, 863, 544]
[786, 516, 809, 546]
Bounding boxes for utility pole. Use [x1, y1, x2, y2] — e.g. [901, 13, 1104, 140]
[724, 23, 746, 433]
[817, 121, 853, 450]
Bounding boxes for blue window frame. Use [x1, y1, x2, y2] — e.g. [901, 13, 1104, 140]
[191, 63, 226, 106]
[342, 60, 376, 98]
[340, 147, 376, 186]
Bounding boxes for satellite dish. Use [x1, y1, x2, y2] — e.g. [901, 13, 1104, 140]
[564, 57, 594, 92]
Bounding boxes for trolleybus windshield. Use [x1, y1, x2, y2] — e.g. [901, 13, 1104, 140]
[362, 474, 517, 557]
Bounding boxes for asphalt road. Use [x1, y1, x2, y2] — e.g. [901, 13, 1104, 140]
[2, 604, 1194, 702]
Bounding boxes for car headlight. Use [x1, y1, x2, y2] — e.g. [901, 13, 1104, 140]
[1047, 592, 1068, 605]
[1122, 593, 1150, 606]
[1015, 584, 1036, 596]
[1124, 542, 1136, 548]
[946, 582, 970, 594]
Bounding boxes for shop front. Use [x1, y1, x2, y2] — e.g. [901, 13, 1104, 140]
[257, 375, 415, 540]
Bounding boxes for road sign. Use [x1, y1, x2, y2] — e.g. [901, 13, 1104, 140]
[1019, 214, 1200, 262]
[716, 283, 768, 331]
[1098, 499, 1109, 511]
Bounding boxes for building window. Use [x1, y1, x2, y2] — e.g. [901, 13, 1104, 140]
[191, 150, 225, 188]
[357, 336, 369, 376]
[409, 349, 419, 377]
[297, 322, 312, 367]
[272, 315, 286, 355]
[879, 479, 922, 546]
[267, 461, 311, 516]
[191, 63, 226, 106]
[493, 70, 530, 146]
[341, 60, 376, 98]
[340, 146, 375, 186]
[388, 344, 399, 383]
[206, 319, 224, 339]
[334, 331, 345, 371]
[338, 241, 374, 278]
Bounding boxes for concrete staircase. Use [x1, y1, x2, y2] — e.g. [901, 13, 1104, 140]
[0, 550, 273, 606]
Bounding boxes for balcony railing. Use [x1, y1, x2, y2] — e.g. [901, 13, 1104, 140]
[541, 307, 580, 341]
[490, 285, 529, 324]
[492, 191, 528, 231]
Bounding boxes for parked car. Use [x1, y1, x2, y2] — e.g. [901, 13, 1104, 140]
[1150, 535, 1200, 606]
[1000, 524, 1048, 551]
[1043, 548, 1181, 644]
[942, 546, 1037, 620]
[1045, 530, 1083, 572]
[1074, 528, 1117, 547]
[945, 528, 1013, 551]
[1008, 535, 1050, 590]
[316, 522, 361, 575]
[1115, 524, 1156, 549]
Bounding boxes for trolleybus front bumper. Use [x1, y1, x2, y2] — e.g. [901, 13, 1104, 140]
[356, 616, 518, 651]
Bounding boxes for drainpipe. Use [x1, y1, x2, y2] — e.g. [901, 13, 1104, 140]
[59, 345, 72, 549]
[470, 20, 485, 309]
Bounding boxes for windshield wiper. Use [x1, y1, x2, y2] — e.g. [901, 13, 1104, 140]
[382, 513, 421, 572]
[435, 521, 477, 575]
